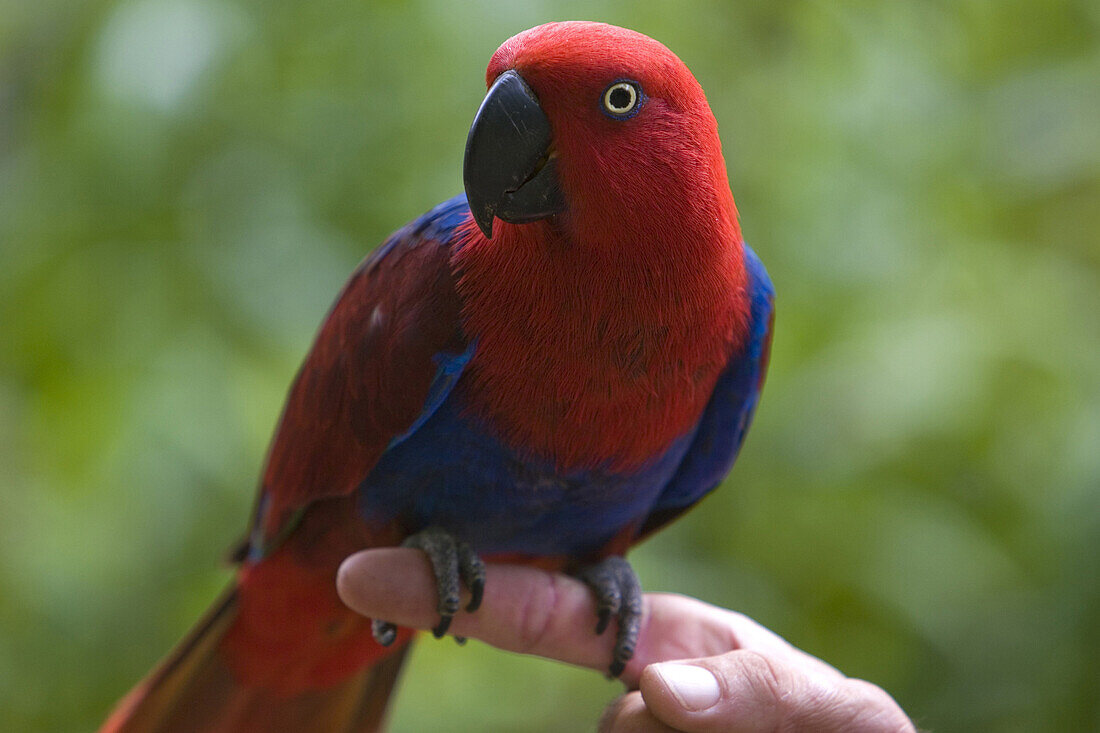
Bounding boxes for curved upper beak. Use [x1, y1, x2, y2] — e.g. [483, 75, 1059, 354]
[463, 70, 563, 239]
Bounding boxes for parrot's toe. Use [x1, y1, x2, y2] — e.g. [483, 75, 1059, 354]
[401, 526, 486, 639]
[371, 618, 398, 646]
[456, 540, 486, 612]
[576, 556, 642, 677]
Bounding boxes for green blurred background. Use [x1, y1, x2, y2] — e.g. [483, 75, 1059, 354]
[2, 0, 1098, 730]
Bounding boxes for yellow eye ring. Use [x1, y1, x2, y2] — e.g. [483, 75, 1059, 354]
[602, 82, 640, 117]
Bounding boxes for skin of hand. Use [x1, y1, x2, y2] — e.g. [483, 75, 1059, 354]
[337, 549, 917, 733]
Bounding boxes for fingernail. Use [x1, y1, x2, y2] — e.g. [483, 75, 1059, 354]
[652, 663, 720, 711]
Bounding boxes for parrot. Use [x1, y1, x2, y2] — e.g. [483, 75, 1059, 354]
[101, 20, 774, 733]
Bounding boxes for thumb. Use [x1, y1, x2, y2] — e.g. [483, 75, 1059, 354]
[638, 652, 915, 733]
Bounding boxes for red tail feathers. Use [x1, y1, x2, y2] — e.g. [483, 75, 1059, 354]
[101, 552, 413, 733]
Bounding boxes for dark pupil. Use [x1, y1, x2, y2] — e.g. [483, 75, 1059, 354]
[609, 87, 632, 110]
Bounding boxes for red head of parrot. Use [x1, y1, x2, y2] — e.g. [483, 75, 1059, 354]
[457, 22, 752, 472]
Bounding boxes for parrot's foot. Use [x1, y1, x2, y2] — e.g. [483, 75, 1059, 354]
[576, 556, 642, 677]
[371, 527, 486, 646]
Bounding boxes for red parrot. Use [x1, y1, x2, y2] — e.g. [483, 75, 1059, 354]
[101, 21, 774, 732]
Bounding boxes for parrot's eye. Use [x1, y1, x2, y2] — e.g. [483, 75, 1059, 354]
[601, 81, 642, 119]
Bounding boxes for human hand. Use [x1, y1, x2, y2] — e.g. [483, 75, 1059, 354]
[337, 549, 916, 732]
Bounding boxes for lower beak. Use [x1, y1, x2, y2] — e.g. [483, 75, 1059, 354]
[463, 70, 564, 239]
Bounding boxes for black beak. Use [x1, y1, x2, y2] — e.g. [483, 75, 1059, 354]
[463, 70, 563, 239]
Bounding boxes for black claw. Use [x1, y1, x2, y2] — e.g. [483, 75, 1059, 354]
[372, 619, 397, 647]
[467, 581, 484, 613]
[595, 608, 611, 635]
[432, 615, 453, 638]
[609, 660, 626, 678]
[457, 541, 486, 612]
[453, 635, 467, 646]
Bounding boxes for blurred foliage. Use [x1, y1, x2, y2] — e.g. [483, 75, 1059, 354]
[2, 0, 1098, 731]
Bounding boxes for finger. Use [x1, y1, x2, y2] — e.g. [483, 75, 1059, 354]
[338, 548, 621, 672]
[631, 593, 845, 684]
[598, 691, 677, 733]
[639, 652, 915, 733]
[695, 602, 844, 681]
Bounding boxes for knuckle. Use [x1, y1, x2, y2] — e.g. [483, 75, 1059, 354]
[515, 571, 560, 653]
[735, 650, 791, 709]
[597, 693, 632, 733]
[599, 691, 651, 733]
[788, 676, 915, 733]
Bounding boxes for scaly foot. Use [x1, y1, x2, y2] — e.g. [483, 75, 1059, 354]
[576, 556, 642, 677]
[371, 527, 486, 645]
